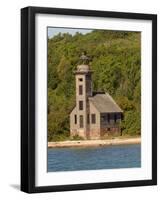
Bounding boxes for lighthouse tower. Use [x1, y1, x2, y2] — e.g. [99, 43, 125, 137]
[73, 53, 93, 139]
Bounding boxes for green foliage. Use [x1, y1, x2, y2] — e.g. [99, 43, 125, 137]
[48, 30, 141, 141]
[51, 133, 70, 142]
[121, 111, 141, 136]
[71, 135, 85, 141]
[115, 96, 134, 111]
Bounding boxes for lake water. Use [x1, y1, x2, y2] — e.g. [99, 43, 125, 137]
[48, 144, 141, 172]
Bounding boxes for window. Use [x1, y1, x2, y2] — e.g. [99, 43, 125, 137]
[80, 115, 83, 128]
[79, 78, 83, 82]
[87, 114, 90, 124]
[79, 85, 83, 95]
[101, 115, 106, 123]
[91, 114, 96, 124]
[114, 114, 117, 123]
[107, 113, 110, 122]
[79, 101, 83, 110]
[74, 115, 77, 124]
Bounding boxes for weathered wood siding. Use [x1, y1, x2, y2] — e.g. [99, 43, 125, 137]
[88, 101, 100, 139]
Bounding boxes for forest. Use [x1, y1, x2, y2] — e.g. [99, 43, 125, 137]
[47, 29, 141, 141]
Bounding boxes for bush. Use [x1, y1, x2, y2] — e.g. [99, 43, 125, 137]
[51, 133, 70, 142]
[71, 135, 84, 141]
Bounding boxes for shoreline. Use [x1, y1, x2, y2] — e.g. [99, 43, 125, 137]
[48, 137, 141, 148]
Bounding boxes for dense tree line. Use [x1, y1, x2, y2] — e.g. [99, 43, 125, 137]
[48, 30, 141, 141]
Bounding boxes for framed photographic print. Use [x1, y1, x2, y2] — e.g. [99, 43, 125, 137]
[21, 6, 157, 193]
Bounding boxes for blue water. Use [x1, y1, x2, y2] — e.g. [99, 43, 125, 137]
[47, 144, 141, 172]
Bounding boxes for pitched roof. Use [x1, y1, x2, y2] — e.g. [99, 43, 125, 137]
[89, 92, 123, 113]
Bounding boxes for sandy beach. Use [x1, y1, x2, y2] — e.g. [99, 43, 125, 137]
[48, 137, 141, 148]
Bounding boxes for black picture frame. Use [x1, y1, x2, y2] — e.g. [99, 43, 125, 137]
[21, 6, 157, 193]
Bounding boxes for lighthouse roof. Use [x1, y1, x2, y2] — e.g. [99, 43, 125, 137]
[77, 64, 90, 72]
[89, 92, 123, 113]
[74, 64, 93, 74]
